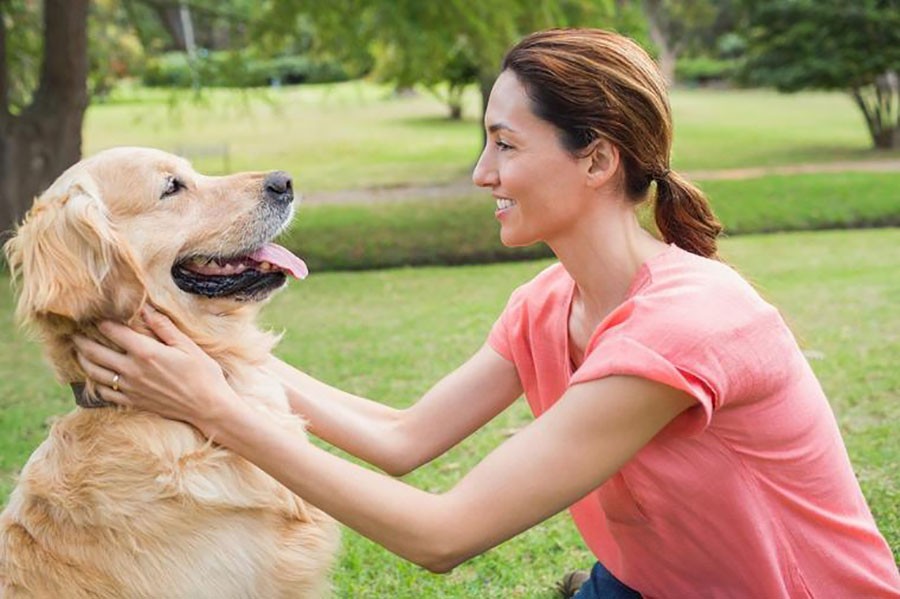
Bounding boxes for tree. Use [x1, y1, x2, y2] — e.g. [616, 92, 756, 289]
[0, 0, 258, 237]
[89, 0, 146, 99]
[1, 0, 90, 239]
[265, 0, 620, 128]
[638, 0, 717, 85]
[742, 0, 900, 149]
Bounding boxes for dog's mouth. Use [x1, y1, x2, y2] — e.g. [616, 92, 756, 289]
[172, 243, 308, 301]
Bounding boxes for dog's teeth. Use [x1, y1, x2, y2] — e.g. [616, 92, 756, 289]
[222, 263, 246, 275]
[259, 262, 272, 271]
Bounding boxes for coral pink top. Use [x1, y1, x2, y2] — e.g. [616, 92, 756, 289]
[488, 245, 900, 598]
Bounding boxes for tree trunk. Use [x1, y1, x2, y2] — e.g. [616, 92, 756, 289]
[151, 3, 188, 51]
[873, 128, 900, 149]
[478, 72, 495, 153]
[643, 0, 677, 86]
[0, 0, 89, 240]
[445, 83, 464, 121]
[851, 81, 900, 150]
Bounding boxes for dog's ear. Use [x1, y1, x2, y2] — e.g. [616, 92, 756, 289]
[4, 174, 146, 326]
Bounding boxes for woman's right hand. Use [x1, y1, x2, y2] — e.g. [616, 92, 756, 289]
[73, 305, 241, 436]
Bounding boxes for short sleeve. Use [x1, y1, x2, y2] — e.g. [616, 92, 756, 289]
[488, 311, 513, 361]
[570, 336, 717, 436]
[487, 285, 528, 362]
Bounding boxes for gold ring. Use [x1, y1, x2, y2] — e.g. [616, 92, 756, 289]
[111, 373, 120, 392]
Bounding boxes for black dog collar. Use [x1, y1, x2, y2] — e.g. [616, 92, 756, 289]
[71, 382, 116, 409]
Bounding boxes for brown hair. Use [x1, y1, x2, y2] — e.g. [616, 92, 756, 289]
[501, 28, 722, 258]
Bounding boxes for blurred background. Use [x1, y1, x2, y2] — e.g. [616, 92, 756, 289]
[2, 0, 899, 260]
[1, 2, 898, 596]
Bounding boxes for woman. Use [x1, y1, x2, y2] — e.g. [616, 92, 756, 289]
[74, 29, 900, 597]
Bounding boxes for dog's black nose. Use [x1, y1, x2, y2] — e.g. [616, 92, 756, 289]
[264, 171, 293, 205]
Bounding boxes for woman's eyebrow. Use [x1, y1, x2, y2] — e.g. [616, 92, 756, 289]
[487, 122, 515, 134]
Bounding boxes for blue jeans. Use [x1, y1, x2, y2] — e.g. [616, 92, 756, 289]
[573, 561, 641, 599]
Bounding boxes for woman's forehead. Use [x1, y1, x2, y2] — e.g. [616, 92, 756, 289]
[484, 71, 535, 131]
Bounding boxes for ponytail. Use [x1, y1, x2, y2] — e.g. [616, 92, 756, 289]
[501, 29, 720, 256]
[653, 170, 722, 258]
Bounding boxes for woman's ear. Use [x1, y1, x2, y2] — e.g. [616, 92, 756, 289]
[584, 138, 621, 189]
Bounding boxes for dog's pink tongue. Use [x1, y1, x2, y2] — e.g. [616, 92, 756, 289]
[249, 243, 309, 279]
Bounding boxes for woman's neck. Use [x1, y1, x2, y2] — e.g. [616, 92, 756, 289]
[549, 205, 667, 323]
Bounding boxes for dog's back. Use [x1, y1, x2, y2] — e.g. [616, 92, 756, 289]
[0, 407, 338, 598]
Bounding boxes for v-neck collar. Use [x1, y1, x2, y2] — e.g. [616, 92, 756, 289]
[563, 244, 676, 376]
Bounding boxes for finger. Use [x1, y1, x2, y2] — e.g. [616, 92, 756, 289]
[73, 335, 129, 374]
[95, 319, 156, 355]
[76, 352, 120, 389]
[141, 304, 190, 347]
[95, 383, 134, 408]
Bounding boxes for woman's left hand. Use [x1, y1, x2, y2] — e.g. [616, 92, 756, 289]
[73, 305, 237, 431]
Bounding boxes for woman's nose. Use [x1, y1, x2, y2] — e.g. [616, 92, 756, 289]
[472, 149, 498, 188]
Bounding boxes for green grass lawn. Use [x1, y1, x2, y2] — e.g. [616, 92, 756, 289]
[83, 82, 897, 192]
[1, 228, 897, 596]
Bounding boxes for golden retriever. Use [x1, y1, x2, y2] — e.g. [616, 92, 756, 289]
[0, 147, 339, 598]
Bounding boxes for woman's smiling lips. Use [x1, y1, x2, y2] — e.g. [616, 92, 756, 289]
[495, 197, 517, 218]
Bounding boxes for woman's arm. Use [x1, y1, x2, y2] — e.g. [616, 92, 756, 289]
[74, 306, 693, 572]
[204, 372, 693, 573]
[265, 345, 522, 476]
[73, 306, 522, 477]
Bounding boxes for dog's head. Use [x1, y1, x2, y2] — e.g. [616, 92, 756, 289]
[4, 147, 306, 383]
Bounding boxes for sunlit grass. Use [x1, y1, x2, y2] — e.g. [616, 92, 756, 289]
[83, 82, 897, 192]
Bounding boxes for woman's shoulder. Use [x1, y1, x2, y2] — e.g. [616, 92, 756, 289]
[643, 245, 771, 311]
[628, 245, 784, 342]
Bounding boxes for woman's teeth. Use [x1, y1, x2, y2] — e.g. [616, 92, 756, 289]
[496, 198, 516, 210]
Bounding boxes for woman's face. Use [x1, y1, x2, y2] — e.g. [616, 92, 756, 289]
[472, 70, 593, 248]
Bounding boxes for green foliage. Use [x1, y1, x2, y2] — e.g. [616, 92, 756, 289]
[141, 51, 352, 88]
[89, 0, 145, 99]
[264, 0, 622, 118]
[141, 52, 197, 87]
[280, 172, 900, 272]
[742, 0, 900, 92]
[1, 0, 43, 113]
[741, 0, 900, 148]
[642, 0, 718, 55]
[675, 56, 739, 86]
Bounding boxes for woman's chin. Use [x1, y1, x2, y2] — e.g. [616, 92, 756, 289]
[499, 228, 537, 248]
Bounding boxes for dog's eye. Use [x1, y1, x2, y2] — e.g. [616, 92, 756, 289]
[161, 176, 185, 199]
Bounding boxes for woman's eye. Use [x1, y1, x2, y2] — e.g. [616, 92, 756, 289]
[161, 176, 184, 199]
[495, 140, 513, 151]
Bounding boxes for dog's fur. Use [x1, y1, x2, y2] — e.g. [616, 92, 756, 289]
[0, 148, 339, 598]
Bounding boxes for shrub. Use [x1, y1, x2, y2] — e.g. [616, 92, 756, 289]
[141, 51, 351, 88]
[282, 172, 900, 272]
[676, 57, 739, 87]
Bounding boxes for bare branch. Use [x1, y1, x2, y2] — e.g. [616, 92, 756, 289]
[851, 87, 880, 143]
